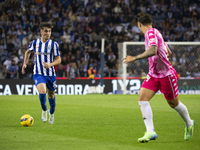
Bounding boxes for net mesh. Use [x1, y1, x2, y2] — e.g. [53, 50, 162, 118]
[117, 42, 200, 93]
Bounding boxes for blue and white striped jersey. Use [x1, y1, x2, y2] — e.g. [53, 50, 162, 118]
[28, 38, 60, 76]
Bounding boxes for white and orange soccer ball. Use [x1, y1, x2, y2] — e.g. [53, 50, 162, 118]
[20, 114, 34, 127]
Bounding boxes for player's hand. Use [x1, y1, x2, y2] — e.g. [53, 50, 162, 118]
[22, 64, 27, 74]
[43, 62, 51, 69]
[122, 55, 135, 64]
[167, 47, 172, 57]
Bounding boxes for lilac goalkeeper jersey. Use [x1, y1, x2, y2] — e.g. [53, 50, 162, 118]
[145, 28, 176, 78]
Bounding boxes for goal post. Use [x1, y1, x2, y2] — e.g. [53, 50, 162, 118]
[122, 42, 144, 94]
[119, 42, 200, 95]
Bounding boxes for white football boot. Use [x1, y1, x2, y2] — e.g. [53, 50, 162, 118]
[49, 112, 54, 124]
[41, 110, 47, 122]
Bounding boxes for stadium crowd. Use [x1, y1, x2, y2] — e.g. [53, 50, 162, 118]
[0, 0, 200, 79]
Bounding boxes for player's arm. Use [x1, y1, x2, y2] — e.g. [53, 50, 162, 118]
[122, 46, 158, 64]
[167, 47, 172, 57]
[43, 56, 61, 69]
[22, 50, 32, 74]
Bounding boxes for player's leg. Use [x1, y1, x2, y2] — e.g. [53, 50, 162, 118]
[138, 88, 158, 142]
[47, 88, 56, 114]
[138, 75, 159, 143]
[37, 83, 47, 110]
[167, 97, 195, 140]
[46, 76, 57, 124]
[167, 97, 193, 128]
[37, 83, 48, 122]
[47, 88, 55, 124]
[160, 74, 194, 140]
[33, 75, 47, 122]
[138, 88, 156, 132]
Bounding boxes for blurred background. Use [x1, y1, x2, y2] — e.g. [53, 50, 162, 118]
[0, 0, 200, 80]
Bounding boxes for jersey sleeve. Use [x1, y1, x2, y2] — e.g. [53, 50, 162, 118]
[28, 41, 34, 51]
[164, 42, 168, 48]
[147, 29, 158, 47]
[164, 42, 169, 59]
[54, 42, 60, 57]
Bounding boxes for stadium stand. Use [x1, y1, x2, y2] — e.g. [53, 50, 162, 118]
[0, 0, 200, 79]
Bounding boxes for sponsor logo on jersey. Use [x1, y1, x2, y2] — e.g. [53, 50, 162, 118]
[36, 51, 50, 55]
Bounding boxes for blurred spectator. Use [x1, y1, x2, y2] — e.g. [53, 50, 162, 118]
[193, 66, 200, 77]
[67, 63, 80, 80]
[107, 57, 115, 69]
[127, 70, 135, 77]
[18, 61, 24, 79]
[11, 52, 19, 65]
[79, 66, 87, 77]
[12, 35, 21, 50]
[88, 64, 96, 79]
[5, 60, 18, 79]
[89, 47, 98, 60]
[84, 51, 90, 62]
[6, 39, 15, 53]
[56, 64, 65, 77]
[3, 56, 13, 72]
[62, 32, 71, 44]
[75, 50, 82, 66]
[24, 61, 33, 79]
[0, 0, 200, 79]
[189, 52, 196, 63]
[179, 53, 187, 64]
[60, 42, 70, 56]
[71, 42, 79, 55]
[22, 35, 30, 48]
[103, 63, 109, 77]
[0, 39, 7, 53]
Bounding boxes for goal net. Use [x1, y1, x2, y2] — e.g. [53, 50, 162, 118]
[116, 42, 200, 94]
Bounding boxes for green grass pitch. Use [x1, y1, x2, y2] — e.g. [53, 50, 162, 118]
[0, 95, 199, 150]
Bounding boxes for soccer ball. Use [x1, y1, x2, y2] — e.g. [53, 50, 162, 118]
[20, 114, 34, 127]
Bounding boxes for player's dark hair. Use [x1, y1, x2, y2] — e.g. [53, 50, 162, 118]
[39, 22, 53, 30]
[137, 12, 153, 26]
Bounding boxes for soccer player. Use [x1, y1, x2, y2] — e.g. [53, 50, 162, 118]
[122, 12, 195, 142]
[22, 22, 61, 124]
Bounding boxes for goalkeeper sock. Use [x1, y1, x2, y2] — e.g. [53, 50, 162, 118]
[138, 101, 154, 132]
[174, 101, 192, 127]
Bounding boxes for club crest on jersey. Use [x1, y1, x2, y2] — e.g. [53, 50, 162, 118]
[48, 45, 51, 50]
[149, 38, 156, 44]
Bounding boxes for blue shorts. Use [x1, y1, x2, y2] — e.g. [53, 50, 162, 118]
[33, 75, 57, 91]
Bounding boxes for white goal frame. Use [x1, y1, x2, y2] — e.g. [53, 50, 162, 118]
[122, 42, 200, 94]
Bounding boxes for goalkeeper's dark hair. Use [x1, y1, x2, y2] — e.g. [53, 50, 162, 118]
[137, 12, 153, 26]
[39, 22, 53, 30]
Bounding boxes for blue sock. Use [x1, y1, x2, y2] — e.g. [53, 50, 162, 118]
[39, 93, 47, 111]
[48, 97, 55, 114]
